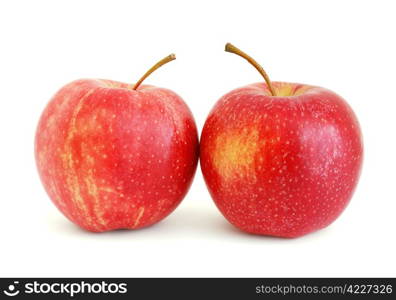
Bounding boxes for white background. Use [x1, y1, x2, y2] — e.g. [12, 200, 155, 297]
[0, 0, 395, 277]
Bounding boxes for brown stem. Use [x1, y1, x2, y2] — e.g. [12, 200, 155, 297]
[133, 54, 176, 90]
[225, 43, 276, 96]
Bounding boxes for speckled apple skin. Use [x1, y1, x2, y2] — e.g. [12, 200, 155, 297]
[35, 79, 199, 232]
[200, 82, 363, 238]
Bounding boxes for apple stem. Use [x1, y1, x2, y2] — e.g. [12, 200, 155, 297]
[225, 43, 276, 96]
[133, 54, 176, 90]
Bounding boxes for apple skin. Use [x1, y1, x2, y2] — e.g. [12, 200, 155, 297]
[200, 82, 363, 238]
[35, 79, 199, 232]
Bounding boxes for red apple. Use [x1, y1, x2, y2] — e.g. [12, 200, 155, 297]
[35, 54, 199, 232]
[200, 44, 363, 238]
